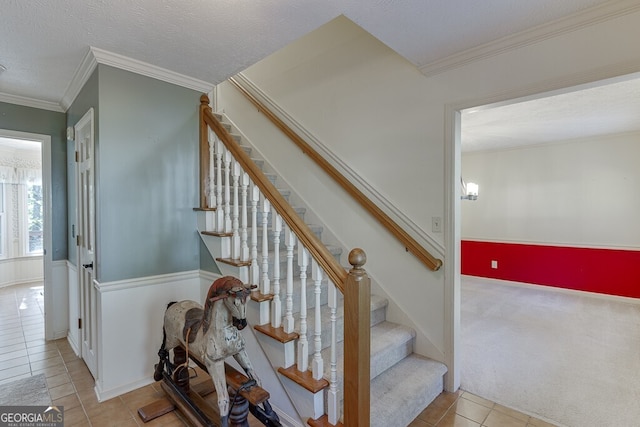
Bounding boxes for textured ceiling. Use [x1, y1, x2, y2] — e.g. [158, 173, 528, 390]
[0, 0, 637, 150]
[461, 74, 640, 152]
[0, 0, 610, 105]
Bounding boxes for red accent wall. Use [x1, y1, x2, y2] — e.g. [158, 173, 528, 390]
[461, 240, 640, 298]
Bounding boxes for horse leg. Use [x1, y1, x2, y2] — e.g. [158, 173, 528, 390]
[153, 325, 168, 381]
[233, 349, 261, 388]
[206, 358, 229, 427]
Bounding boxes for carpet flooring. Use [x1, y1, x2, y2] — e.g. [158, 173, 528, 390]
[461, 276, 640, 427]
[0, 373, 51, 406]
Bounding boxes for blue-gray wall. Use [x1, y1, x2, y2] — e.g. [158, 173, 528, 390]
[66, 68, 99, 266]
[0, 102, 67, 261]
[96, 65, 201, 282]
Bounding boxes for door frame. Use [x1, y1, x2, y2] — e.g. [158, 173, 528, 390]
[74, 107, 98, 378]
[0, 129, 52, 338]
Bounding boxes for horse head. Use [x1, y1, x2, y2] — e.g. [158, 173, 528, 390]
[203, 276, 255, 331]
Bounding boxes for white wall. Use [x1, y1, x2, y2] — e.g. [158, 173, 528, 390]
[94, 271, 202, 401]
[462, 132, 640, 248]
[0, 257, 42, 288]
[218, 10, 640, 390]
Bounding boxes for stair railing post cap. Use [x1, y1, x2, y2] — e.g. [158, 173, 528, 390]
[348, 248, 366, 269]
[200, 94, 210, 105]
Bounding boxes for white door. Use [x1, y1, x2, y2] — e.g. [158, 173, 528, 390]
[75, 108, 98, 378]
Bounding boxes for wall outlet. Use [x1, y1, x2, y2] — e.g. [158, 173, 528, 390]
[432, 217, 442, 233]
[491, 260, 498, 269]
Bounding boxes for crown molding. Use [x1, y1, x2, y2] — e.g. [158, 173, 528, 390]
[60, 47, 214, 111]
[60, 48, 99, 111]
[0, 92, 64, 113]
[419, 0, 640, 77]
[90, 47, 214, 93]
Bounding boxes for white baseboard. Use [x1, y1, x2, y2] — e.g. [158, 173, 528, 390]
[95, 376, 155, 403]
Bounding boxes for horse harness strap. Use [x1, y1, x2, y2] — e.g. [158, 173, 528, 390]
[183, 307, 206, 344]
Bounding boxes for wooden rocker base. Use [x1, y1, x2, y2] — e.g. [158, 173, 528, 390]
[140, 345, 280, 427]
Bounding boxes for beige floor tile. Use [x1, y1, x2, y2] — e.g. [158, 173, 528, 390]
[527, 416, 558, 427]
[483, 410, 528, 427]
[453, 398, 491, 424]
[409, 418, 432, 427]
[0, 354, 29, 369]
[436, 411, 481, 427]
[493, 404, 530, 422]
[28, 348, 60, 362]
[53, 392, 82, 410]
[140, 410, 188, 427]
[62, 406, 89, 426]
[0, 362, 30, 381]
[32, 363, 68, 378]
[49, 382, 76, 400]
[29, 354, 64, 370]
[120, 384, 165, 414]
[84, 395, 128, 418]
[46, 372, 72, 388]
[0, 342, 26, 355]
[416, 391, 461, 425]
[0, 372, 31, 385]
[461, 392, 495, 409]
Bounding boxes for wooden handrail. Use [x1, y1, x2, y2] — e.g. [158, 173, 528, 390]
[228, 77, 443, 272]
[199, 95, 348, 291]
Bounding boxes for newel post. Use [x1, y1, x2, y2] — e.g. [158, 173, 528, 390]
[199, 94, 212, 208]
[344, 248, 370, 426]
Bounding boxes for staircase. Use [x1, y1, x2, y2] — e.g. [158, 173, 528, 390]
[197, 102, 447, 426]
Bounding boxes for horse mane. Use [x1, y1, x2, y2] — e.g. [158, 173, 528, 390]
[202, 276, 243, 333]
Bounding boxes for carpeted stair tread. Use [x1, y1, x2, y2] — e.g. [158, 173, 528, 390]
[370, 354, 447, 427]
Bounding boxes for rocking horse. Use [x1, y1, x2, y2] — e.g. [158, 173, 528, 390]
[149, 276, 281, 427]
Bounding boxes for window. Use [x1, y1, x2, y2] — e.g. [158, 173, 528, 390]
[27, 182, 43, 254]
[0, 136, 42, 258]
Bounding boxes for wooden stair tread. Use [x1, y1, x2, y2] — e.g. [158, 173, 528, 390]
[251, 290, 274, 302]
[307, 415, 343, 427]
[278, 365, 328, 393]
[216, 257, 252, 267]
[254, 323, 299, 343]
[193, 207, 217, 211]
[202, 230, 233, 237]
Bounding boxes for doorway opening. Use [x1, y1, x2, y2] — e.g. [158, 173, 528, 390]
[453, 72, 640, 425]
[0, 129, 52, 343]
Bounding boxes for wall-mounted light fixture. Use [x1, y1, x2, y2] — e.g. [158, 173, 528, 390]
[0, 64, 7, 74]
[461, 178, 479, 200]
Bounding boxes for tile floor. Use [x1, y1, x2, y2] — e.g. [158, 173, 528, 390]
[409, 390, 557, 427]
[1, 282, 556, 427]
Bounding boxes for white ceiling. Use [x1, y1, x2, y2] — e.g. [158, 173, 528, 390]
[1, 0, 638, 150]
[461, 74, 640, 152]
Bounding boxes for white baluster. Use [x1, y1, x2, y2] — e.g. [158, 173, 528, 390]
[240, 172, 249, 262]
[283, 225, 296, 334]
[215, 139, 223, 232]
[311, 260, 324, 380]
[250, 183, 260, 288]
[223, 149, 232, 233]
[260, 196, 270, 296]
[297, 246, 309, 371]
[327, 280, 339, 425]
[231, 160, 241, 260]
[271, 213, 282, 328]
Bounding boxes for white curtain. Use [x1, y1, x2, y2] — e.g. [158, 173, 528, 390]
[0, 166, 41, 185]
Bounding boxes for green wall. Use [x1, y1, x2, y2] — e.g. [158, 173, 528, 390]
[96, 65, 201, 282]
[0, 102, 67, 261]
